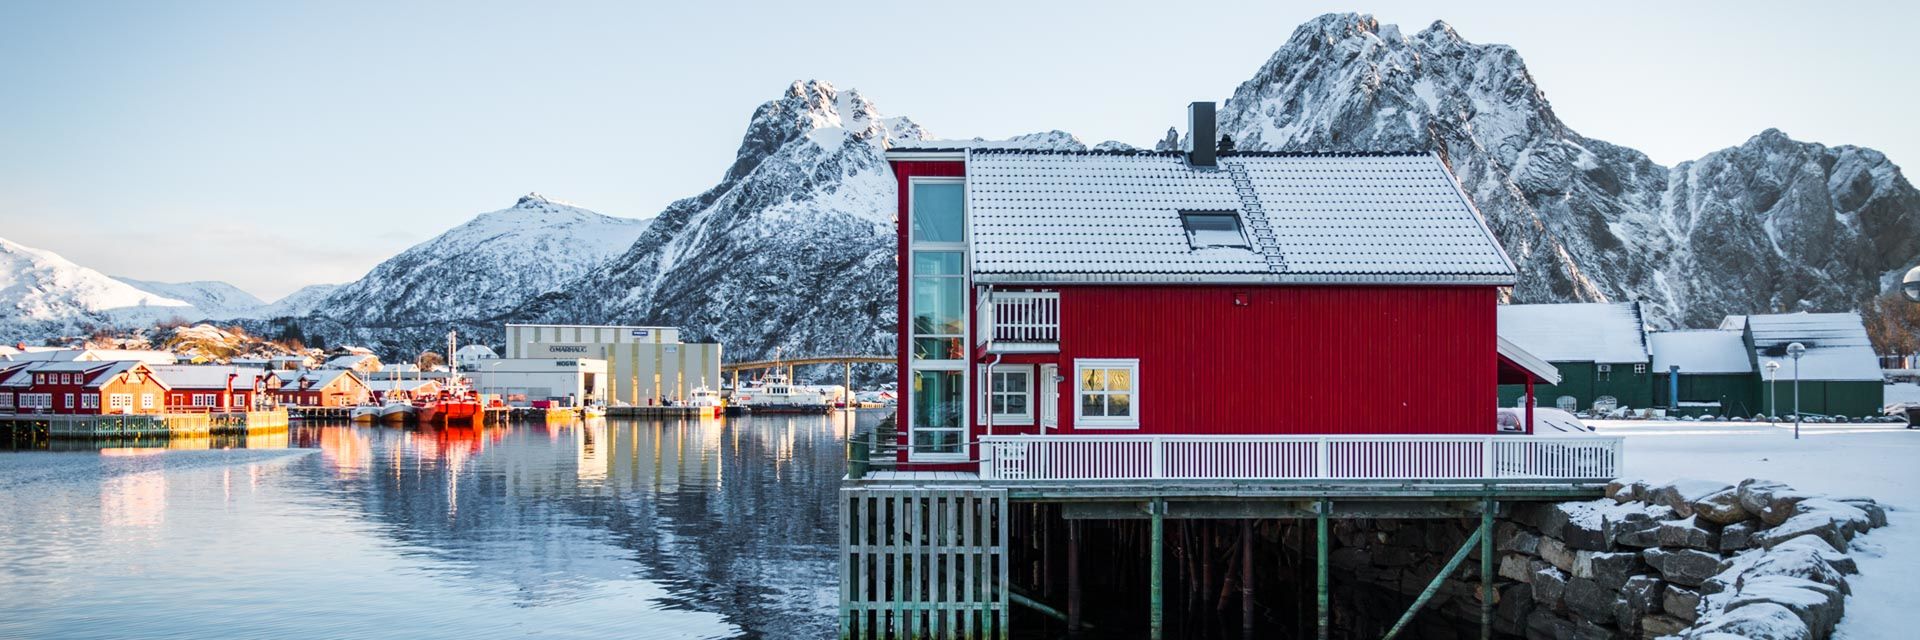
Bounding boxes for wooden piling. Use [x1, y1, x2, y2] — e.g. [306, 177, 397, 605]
[1067, 519, 1082, 634]
[1149, 498, 1164, 640]
[1316, 498, 1329, 640]
[1241, 519, 1255, 638]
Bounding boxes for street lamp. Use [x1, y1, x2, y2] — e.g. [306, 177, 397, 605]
[1786, 342, 1806, 440]
[1764, 360, 1780, 421]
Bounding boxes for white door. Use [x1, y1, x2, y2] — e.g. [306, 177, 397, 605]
[1039, 364, 1059, 430]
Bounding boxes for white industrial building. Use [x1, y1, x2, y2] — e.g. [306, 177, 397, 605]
[470, 358, 608, 408]
[502, 324, 722, 405]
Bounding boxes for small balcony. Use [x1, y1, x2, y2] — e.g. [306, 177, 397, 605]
[984, 290, 1059, 353]
[976, 434, 1623, 484]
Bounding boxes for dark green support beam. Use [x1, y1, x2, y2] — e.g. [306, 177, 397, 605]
[1317, 498, 1330, 640]
[1149, 497, 1164, 640]
[1381, 515, 1488, 640]
[1482, 498, 1495, 640]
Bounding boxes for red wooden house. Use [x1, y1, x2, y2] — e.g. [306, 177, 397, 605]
[885, 103, 1561, 471]
[0, 360, 170, 415]
[149, 365, 280, 412]
[271, 369, 372, 407]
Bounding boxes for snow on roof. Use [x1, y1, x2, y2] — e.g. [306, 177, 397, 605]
[1649, 330, 1753, 375]
[90, 349, 177, 365]
[1497, 302, 1650, 363]
[1497, 335, 1562, 385]
[454, 345, 497, 357]
[148, 365, 273, 390]
[1736, 312, 1881, 381]
[325, 354, 377, 368]
[960, 151, 1516, 284]
[274, 368, 360, 389]
[13, 360, 161, 389]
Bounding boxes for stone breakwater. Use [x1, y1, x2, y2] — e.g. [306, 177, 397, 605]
[1327, 478, 1886, 639]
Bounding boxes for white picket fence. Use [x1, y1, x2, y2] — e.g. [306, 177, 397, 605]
[976, 434, 1623, 482]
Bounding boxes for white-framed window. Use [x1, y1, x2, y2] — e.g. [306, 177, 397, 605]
[0, 392, 11, 409]
[1074, 359, 1139, 429]
[108, 394, 131, 410]
[1633, 363, 1647, 375]
[63, 393, 73, 409]
[1595, 363, 1612, 382]
[977, 364, 1035, 425]
[907, 176, 969, 460]
[141, 394, 155, 409]
[81, 394, 99, 409]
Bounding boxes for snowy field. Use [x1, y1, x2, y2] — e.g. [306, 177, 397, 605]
[1591, 418, 1918, 639]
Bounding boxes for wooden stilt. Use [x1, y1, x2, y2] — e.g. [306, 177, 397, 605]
[1382, 524, 1487, 640]
[1316, 499, 1329, 640]
[1482, 498, 1496, 640]
[1241, 519, 1255, 638]
[1067, 519, 1082, 634]
[1150, 498, 1165, 640]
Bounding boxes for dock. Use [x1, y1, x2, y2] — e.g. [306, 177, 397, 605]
[838, 424, 1625, 639]
[2, 408, 290, 440]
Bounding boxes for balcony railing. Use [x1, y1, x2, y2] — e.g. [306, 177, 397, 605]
[984, 291, 1059, 351]
[977, 434, 1623, 482]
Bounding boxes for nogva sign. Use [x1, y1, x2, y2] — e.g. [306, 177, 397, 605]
[531, 344, 600, 357]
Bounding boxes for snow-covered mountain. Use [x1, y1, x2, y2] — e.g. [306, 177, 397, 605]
[515, 81, 920, 361]
[1211, 13, 1920, 328]
[0, 236, 196, 342]
[254, 283, 339, 319]
[113, 277, 267, 320]
[312, 193, 651, 328]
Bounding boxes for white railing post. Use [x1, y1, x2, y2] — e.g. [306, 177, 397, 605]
[979, 440, 996, 480]
[1317, 437, 1331, 479]
[1150, 437, 1165, 479]
[1482, 439, 1496, 479]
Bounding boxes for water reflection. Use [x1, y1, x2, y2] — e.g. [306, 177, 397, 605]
[0, 412, 880, 639]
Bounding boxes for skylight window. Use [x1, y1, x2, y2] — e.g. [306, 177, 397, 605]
[1180, 211, 1250, 250]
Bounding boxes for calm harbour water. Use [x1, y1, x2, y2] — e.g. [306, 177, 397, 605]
[0, 413, 880, 639]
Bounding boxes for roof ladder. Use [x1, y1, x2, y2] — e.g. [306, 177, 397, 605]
[1222, 161, 1289, 273]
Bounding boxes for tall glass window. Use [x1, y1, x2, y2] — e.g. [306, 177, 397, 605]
[909, 178, 967, 458]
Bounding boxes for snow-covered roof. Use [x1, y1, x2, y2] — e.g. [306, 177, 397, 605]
[1497, 302, 1650, 363]
[954, 150, 1515, 284]
[1734, 312, 1880, 381]
[1497, 336, 1562, 386]
[148, 365, 274, 390]
[325, 354, 378, 369]
[7, 360, 164, 390]
[91, 350, 178, 365]
[454, 345, 497, 358]
[274, 368, 362, 390]
[1649, 330, 1753, 375]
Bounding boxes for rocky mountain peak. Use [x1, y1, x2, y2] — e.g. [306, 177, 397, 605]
[514, 192, 555, 208]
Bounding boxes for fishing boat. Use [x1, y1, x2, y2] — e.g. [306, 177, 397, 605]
[733, 373, 830, 414]
[426, 330, 483, 425]
[686, 386, 726, 417]
[349, 405, 381, 423]
[378, 401, 414, 424]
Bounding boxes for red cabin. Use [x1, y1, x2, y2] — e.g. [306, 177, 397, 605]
[886, 106, 1562, 472]
[0, 360, 170, 415]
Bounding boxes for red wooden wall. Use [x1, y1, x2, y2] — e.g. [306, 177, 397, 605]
[981, 285, 1499, 437]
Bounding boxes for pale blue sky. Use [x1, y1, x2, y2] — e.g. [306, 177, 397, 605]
[2, 1, 1913, 300]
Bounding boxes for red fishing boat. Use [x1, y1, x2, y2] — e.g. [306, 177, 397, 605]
[420, 330, 484, 426]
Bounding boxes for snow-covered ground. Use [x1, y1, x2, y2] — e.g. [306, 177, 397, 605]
[1593, 419, 1917, 639]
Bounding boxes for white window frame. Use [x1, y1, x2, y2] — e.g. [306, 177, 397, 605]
[0, 392, 11, 409]
[63, 393, 73, 409]
[1633, 363, 1647, 375]
[108, 394, 131, 410]
[1074, 358, 1140, 429]
[906, 175, 971, 462]
[81, 394, 98, 410]
[977, 364, 1035, 425]
[141, 393, 155, 409]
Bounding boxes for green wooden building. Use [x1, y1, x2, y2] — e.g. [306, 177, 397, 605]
[1497, 302, 1653, 413]
[1724, 312, 1885, 418]
[1649, 329, 1760, 417]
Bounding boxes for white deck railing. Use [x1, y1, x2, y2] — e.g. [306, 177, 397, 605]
[977, 435, 1623, 482]
[985, 291, 1059, 346]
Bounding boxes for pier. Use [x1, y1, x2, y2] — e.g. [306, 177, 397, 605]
[839, 428, 1624, 639]
[2, 408, 291, 440]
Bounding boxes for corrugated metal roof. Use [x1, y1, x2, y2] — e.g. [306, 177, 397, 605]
[1650, 330, 1753, 374]
[1497, 302, 1650, 363]
[962, 150, 1516, 284]
[1738, 312, 1881, 381]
